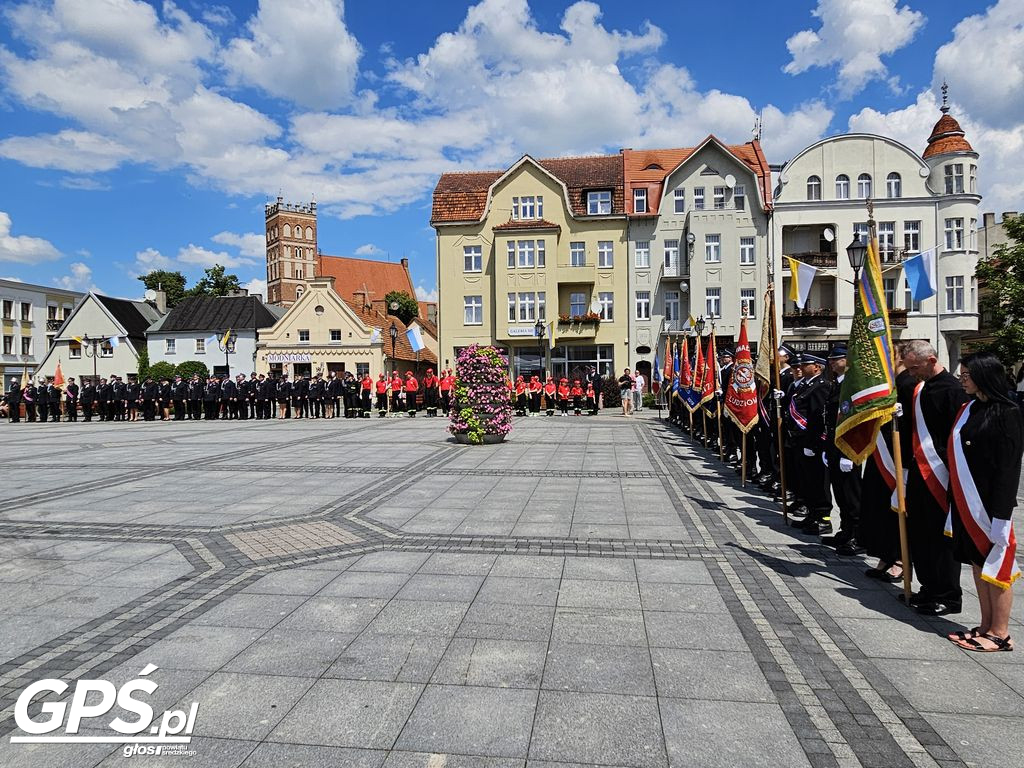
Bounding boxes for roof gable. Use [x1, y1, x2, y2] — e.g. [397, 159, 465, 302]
[153, 296, 278, 333]
[316, 254, 417, 308]
[261, 278, 373, 344]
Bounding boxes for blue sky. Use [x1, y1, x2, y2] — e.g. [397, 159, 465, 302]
[0, 0, 1020, 302]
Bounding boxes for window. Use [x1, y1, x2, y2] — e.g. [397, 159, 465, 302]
[356, 363, 369, 378]
[734, 185, 745, 211]
[713, 186, 726, 210]
[945, 218, 964, 250]
[512, 195, 543, 220]
[507, 293, 517, 322]
[306, 226, 313, 240]
[904, 278, 921, 313]
[903, 221, 921, 254]
[740, 288, 756, 318]
[570, 241, 586, 267]
[47, 305, 57, 320]
[693, 187, 705, 210]
[945, 276, 965, 312]
[944, 164, 964, 194]
[835, 174, 850, 199]
[570, 292, 586, 317]
[886, 172, 902, 198]
[165, 338, 176, 355]
[664, 240, 680, 276]
[283, 223, 291, 238]
[739, 237, 755, 266]
[537, 239, 546, 268]
[883, 278, 897, 310]
[538, 291, 546, 321]
[854, 222, 869, 244]
[969, 165, 977, 194]
[664, 291, 679, 322]
[517, 240, 535, 268]
[508, 239, 544, 268]
[705, 234, 721, 263]
[47, 335, 55, 349]
[598, 292, 614, 321]
[20, 302, 31, 322]
[295, 287, 303, 301]
[330, 329, 342, 342]
[295, 267, 303, 280]
[464, 296, 483, 325]
[857, 173, 872, 199]
[507, 241, 515, 268]
[878, 222, 896, 261]
[807, 175, 822, 200]
[705, 287, 721, 318]
[635, 241, 650, 269]
[463, 245, 482, 272]
[597, 241, 614, 268]
[673, 188, 685, 213]
[2, 335, 11, 355]
[297, 329, 310, 343]
[587, 191, 611, 215]
[635, 291, 651, 320]
[195, 338, 206, 354]
[518, 292, 536, 322]
[634, 188, 648, 213]
[69, 340, 81, 358]
[22, 337, 32, 356]
[2, 300, 11, 319]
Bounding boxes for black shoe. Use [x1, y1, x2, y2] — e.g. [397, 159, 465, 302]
[914, 601, 962, 616]
[799, 519, 831, 536]
[821, 532, 852, 547]
[787, 505, 809, 520]
[898, 591, 930, 607]
[836, 540, 867, 556]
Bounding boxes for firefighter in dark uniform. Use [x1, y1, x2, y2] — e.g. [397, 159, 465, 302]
[140, 377, 158, 421]
[276, 374, 291, 419]
[187, 375, 203, 420]
[308, 374, 324, 418]
[220, 375, 236, 419]
[47, 380, 62, 421]
[253, 374, 268, 419]
[204, 376, 220, 420]
[822, 345, 864, 554]
[6, 377, 22, 423]
[718, 349, 738, 463]
[65, 377, 79, 421]
[80, 378, 96, 421]
[291, 373, 307, 418]
[171, 375, 187, 420]
[98, 377, 113, 421]
[35, 378, 49, 423]
[785, 353, 833, 535]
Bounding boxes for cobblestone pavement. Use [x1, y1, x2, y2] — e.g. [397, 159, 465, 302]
[0, 413, 1022, 768]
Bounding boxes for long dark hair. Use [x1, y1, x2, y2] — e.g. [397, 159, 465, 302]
[960, 352, 1016, 405]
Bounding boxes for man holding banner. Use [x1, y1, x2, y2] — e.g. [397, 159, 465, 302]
[724, 319, 759, 483]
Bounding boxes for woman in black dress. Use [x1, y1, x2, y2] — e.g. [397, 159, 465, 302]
[948, 353, 1023, 652]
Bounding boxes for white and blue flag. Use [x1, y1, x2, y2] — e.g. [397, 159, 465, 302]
[903, 248, 937, 301]
[406, 325, 425, 353]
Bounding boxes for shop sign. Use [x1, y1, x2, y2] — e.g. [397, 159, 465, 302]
[266, 353, 312, 363]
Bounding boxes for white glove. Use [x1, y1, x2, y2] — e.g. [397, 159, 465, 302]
[991, 518, 1013, 547]
[839, 458, 854, 473]
[821, 452, 829, 467]
[773, 389, 785, 400]
[894, 402, 904, 418]
[803, 448, 815, 457]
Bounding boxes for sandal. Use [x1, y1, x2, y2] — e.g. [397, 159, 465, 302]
[947, 626, 982, 642]
[955, 633, 1013, 653]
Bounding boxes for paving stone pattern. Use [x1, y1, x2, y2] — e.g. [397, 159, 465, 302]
[0, 415, 1022, 768]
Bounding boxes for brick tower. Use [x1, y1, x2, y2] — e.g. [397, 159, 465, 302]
[265, 196, 317, 307]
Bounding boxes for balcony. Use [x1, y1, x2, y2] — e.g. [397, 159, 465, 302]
[888, 309, 908, 327]
[46, 319, 64, 332]
[790, 251, 838, 269]
[556, 314, 601, 339]
[782, 310, 838, 329]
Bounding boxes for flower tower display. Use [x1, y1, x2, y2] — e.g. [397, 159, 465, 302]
[448, 344, 513, 444]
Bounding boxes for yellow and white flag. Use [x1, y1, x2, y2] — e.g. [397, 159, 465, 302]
[786, 257, 817, 309]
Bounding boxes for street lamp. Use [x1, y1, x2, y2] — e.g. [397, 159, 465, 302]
[80, 334, 107, 384]
[217, 331, 236, 377]
[389, 322, 398, 376]
[846, 232, 868, 283]
[694, 315, 706, 337]
[535, 319, 545, 377]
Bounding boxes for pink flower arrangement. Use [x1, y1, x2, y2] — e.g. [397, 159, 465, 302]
[448, 344, 513, 444]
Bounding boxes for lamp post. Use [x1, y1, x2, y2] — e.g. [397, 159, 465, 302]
[535, 319, 545, 378]
[389, 322, 398, 376]
[80, 334, 106, 384]
[217, 331, 236, 378]
[694, 315, 705, 338]
[846, 233, 868, 284]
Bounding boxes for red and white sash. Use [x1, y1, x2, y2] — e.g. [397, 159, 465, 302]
[871, 431, 906, 512]
[945, 402, 1020, 589]
[912, 381, 949, 508]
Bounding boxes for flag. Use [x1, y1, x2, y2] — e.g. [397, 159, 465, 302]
[370, 328, 381, 344]
[700, 333, 717, 408]
[206, 334, 218, 349]
[652, 352, 662, 384]
[220, 329, 233, 348]
[786, 257, 818, 309]
[108, 335, 119, 349]
[406, 325, 425, 352]
[20, 368, 29, 389]
[671, 343, 680, 395]
[903, 248, 937, 301]
[53, 360, 64, 387]
[663, 338, 673, 382]
[683, 335, 703, 411]
[71, 335, 83, 345]
[724, 319, 759, 433]
[680, 336, 692, 390]
[754, 290, 774, 388]
[835, 236, 898, 463]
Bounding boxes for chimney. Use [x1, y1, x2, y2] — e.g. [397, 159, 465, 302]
[401, 257, 409, 268]
[983, 213, 996, 228]
[152, 289, 167, 315]
[1003, 211, 1019, 223]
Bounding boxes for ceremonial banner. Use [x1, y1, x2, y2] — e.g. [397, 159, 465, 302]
[679, 336, 692, 390]
[663, 338, 673, 382]
[724, 319, 759, 433]
[754, 291, 773, 388]
[700, 333, 717, 408]
[53, 360, 64, 387]
[835, 237, 897, 463]
[683, 335, 703, 412]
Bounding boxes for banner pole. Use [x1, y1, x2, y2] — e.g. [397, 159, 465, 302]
[768, 287, 788, 524]
[741, 432, 747, 487]
[688, 408, 693, 438]
[702, 410, 707, 448]
[717, 403, 724, 462]
[891, 416, 913, 603]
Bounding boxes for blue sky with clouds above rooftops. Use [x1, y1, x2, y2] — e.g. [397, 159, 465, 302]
[0, 0, 1020, 301]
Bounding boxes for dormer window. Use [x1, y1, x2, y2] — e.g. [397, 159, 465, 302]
[587, 190, 611, 215]
[944, 164, 964, 194]
[512, 195, 543, 220]
[633, 188, 648, 213]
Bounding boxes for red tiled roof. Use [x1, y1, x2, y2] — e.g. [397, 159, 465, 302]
[431, 154, 624, 224]
[492, 218, 562, 232]
[316, 254, 417, 308]
[923, 112, 974, 159]
[343, 300, 438, 364]
[622, 137, 773, 213]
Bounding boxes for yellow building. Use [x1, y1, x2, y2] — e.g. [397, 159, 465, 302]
[432, 154, 627, 379]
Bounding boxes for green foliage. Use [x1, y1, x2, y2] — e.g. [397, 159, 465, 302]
[642, 392, 657, 408]
[147, 361, 176, 381]
[602, 378, 622, 408]
[175, 360, 209, 379]
[138, 270, 188, 308]
[136, 346, 150, 380]
[976, 214, 1024, 365]
[384, 291, 419, 325]
[188, 265, 243, 298]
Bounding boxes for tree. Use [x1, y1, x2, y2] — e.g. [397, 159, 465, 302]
[138, 271, 187, 308]
[384, 290, 419, 325]
[175, 360, 209, 380]
[976, 214, 1024, 364]
[188, 264, 242, 298]
[147, 361, 176, 381]
[136, 347, 150, 380]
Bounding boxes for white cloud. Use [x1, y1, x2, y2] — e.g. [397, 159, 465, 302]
[55, 261, 97, 291]
[415, 284, 438, 303]
[211, 231, 266, 258]
[354, 243, 385, 256]
[0, 130, 132, 172]
[177, 244, 257, 269]
[221, 0, 361, 110]
[0, 211, 62, 264]
[1, 276, 25, 282]
[201, 5, 235, 27]
[133, 247, 174, 273]
[243, 277, 267, 301]
[933, 0, 1024, 130]
[783, 0, 924, 98]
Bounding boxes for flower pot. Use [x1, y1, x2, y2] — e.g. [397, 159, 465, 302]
[453, 432, 506, 445]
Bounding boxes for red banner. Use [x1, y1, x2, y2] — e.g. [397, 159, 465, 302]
[725, 319, 759, 434]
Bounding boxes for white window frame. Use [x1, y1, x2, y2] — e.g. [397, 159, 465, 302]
[69, 341, 82, 359]
[673, 188, 685, 214]
[835, 174, 850, 200]
[570, 242, 586, 267]
[886, 172, 902, 199]
[464, 295, 483, 325]
[857, 173, 872, 199]
[100, 341, 112, 358]
[507, 241, 516, 268]
[587, 191, 611, 215]
[633, 188, 648, 213]
[878, 222, 896, 260]
[569, 292, 586, 317]
[734, 185, 745, 211]
[507, 293, 516, 323]
[518, 292, 536, 322]
[537, 239, 546, 268]
[904, 278, 921, 313]
[705, 287, 722, 318]
[807, 176, 821, 201]
[693, 187, 705, 210]
[195, 338, 206, 354]
[634, 241, 650, 269]
[713, 186, 726, 210]
[164, 338, 176, 355]
[739, 237, 755, 266]
[883, 277, 898, 310]
[664, 240, 680, 277]
[903, 221, 921, 254]
[945, 276, 965, 313]
[705, 234, 721, 263]
[463, 245, 482, 273]
[538, 292, 546, 321]
[297, 329, 310, 344]
[597, 241, 614, 268]
[329, 329, 342, 343]
[945, 218, 964, 250]
[635, 291, 651, 321]
[944, 164, 964, 194]
[598, 291, 614, 321]
[664, 290, 680, 322]
[3, 334, 12, 355]
[517, 240, 534, 268]
[969, 165, 978, 194]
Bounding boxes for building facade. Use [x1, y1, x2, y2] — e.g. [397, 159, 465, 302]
[772, 100, 981, 364]
[1, 279, 83, 388]
[624, 137, 773, 377]
[432, 154, 628, 379]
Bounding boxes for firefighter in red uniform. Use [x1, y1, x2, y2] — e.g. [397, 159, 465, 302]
[404, 371, 419, 416]
[389, 372, 403, 414]
[585, 382, 597, 415]
[422, 368, 440, 416]
[439, 369, 453, 414]
[571, 380, 584, 415]
[375, 373, 388, 417]
[557, 378, 570, 416]
[544, 377, 557, 417]
[514, 376, 527, 416]
[528, 375, 542, 416]
[360, 373, 373, 418]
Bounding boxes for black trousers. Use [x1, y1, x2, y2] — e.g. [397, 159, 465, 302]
[143, 400, 156, 420]
[530, 393, 541, 413]
[361, 392, 371, 415]
[376, 393, 387, 411]
[204, 400, 217, 419]
[38, 402, 48, 422]
[66, 400, 78, 421]
[798, 447, 832, 520]
[827, 447, 862, 536]
[173, 400, 185, 420]
[441, 391, 450, 413]
[858, 458, 901, 565]
[907, 475, 962, 603]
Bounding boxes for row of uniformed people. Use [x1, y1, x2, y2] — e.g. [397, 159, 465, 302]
[510, 376, 600, 417]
